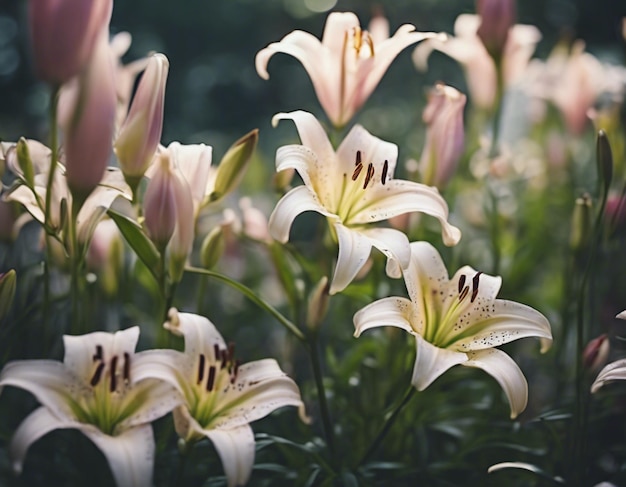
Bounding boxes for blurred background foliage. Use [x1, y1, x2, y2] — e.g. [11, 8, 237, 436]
[2, 1, 626, 486]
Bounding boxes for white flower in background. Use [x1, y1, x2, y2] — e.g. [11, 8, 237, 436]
[268, 110, 461, 294]
[141, 309, 305, 487]
[354, 242, 552, 418]
[256, 12, 441, 128]
[413, 14, 540, 111]
[0, 327, 181, 487]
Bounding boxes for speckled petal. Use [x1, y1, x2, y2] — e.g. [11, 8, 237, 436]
[331, 222, 373, 295]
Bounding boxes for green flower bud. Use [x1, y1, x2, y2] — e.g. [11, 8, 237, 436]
[200, 226, 225, 270]
[570, 193, 593, 251]
[306, 276, 330, 331]
[16, 137, 35, 188]
[0, 269, 16, 322]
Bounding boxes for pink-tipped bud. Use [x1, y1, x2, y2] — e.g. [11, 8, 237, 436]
[61, 28, 117, 201]
[29, 0, 112, 84]
[115, 54, 169, 185]
[476, 0, 516, 59]
[143, 152, 177, 249]
[419, 83, 466, 189]
[583, 334, 610, 374]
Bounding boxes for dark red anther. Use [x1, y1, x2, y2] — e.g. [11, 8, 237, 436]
[352, 163, 363, 181]
[109, 356, 118, 392]
[206, 365, 216, 391]
[382, 160, 389, 185]
[90, 362, 105, 387]
[458, 275, 466, 294]
[355, 150, 362, 166]
[363, 163, 374, 189]
[93, 345, 103, 362]
[123, 352, 131, 382]
[470, 272, 482, 303]
[197, 354, 206, 384]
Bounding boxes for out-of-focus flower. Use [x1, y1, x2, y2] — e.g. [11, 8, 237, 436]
[476, 0, 516, 59]
[7, 161, 131, 246]
[0, 200, 17, 242]
[583, 334, 610, 374]
[28, 0, 112, 84]
[256, 12, 440, 128]
[0, 269, 16, 322]
[141, 309, 305, 487]
[592, 311, 626, 393]
[86, 219, 124, 296]
[569, 193, 593, 251]
[0, 327, 181, 487]
[115, 54, 169, 188]
[354, 242, 552, 418]
[268, 111, 460, 294]
[414, 14, 540, 111]
[419, 83, 466, 189]
[239, 197, 271, 243]
[59, 28, 117, 201]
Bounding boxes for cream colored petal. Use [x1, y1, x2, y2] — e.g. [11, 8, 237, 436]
[591, 358, 626, 393]
[335, 124, 398, 176]
[272, 111, 335, 168]
[0, 360, 82, 420]
[268, 185, 333, 243]
[348, 179, 461, 246]
[82, 424, 155, 487]
[401, 241, 450, 306]
[168, 142, 213, 206]
[205, 425, 255, 487]
[360, 227, 411, 270]
[463, 348, 528, 419]
[452, 299, 553, 353]
[63, 326, 140, 385]
[116, 379, 182, 431]
[210, 359, 303, 430]
[10, 407, 78, 474]
[353, 296, 415, 337]
[411, 334, 467, 391]
[164, 309, 226, 362]
[331, 222, 373, 295]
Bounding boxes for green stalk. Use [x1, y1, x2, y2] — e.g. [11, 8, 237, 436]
[309, 332, 335, 459]
[359, 386, 416, 466]
[185, 266, 305, 342]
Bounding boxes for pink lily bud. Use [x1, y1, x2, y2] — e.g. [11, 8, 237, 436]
[60, 28, 117, 202]
[583, 334, 610, 374]
[114, 53, 169, 186]
[29, 0, 112, 84]
[476, 0, 516, 59]
[143, 152, 177, 249]
[419, 84, 466, 189]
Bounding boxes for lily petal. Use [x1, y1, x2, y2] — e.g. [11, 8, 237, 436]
[353, 296, 415, 337]
[360, 227, 411, 270]
[335, 124, 398, 177]
[82, 423, 155, 487]
[272, 111, 335, 166]
[331, 222, 373, 295]
[464, 348, 528, 419]
[268, 185, 333, 243]
[210, 359, 304, 430]
[10, 407, 77, 474]
[349, 179, 461, 246]
[0, 361, 81, 421]
[400, 241, 452, 306]
[205, 424, 255, 487]
[591, 358, 626, 393]
[164, 309, 226, 362]
[411, 334, 467, 391]
[63, 327, 140, 385]
[453, 299, 553, 353]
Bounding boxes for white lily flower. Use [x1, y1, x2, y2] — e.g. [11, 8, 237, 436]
[591, 310, 626, 393]
[0, 327, 182, 487]
[143, 309, 305, 487]
[268, 110, 461, 294]
[354, 242, 552, 418]
[6, 163, 131, 246]
[256, 11, 440, 128]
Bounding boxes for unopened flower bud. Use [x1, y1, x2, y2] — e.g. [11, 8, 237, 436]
[86, 219, 123, 296]
[583, 334, 610, 374]
[272, 167, 295, 193]
[60, 28, 117, 202]
[200, 226, 225, 270]
[240, 197, 271, 243]
[596, 130, 613, 197]
[419, 84, 466, 189]
[29, 0, 112, 84]
[306, 276, 330, 331]
[209, 129, 259, 203]
[143, 152, 177, 250]
[115, 54, 169, 189]
[476, 0, 516, 59]
[15, 138, 35, 188]
[0, 269, 16, 322]
[570, 194, 593, 251]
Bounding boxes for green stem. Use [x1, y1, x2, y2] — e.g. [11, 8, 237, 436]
[309, 332, 335, 459]
[173, 442, 191, 487]
[69, 197, 84, 335]
[185, 266, 306, 342]
[359, 387, 416, 466]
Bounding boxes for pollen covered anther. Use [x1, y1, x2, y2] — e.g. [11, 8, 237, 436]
[197, 354, 206, 384]
[382, 160, 389, 185]
[206, 365, 216, 391]
[470, 272, 483, 303]
[90, 362, 105, 387]
[109, 356, 118, 392]
[123, 352, 131, 383]
[363, 163, 375, 189]
[458, 274, 466, 293]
